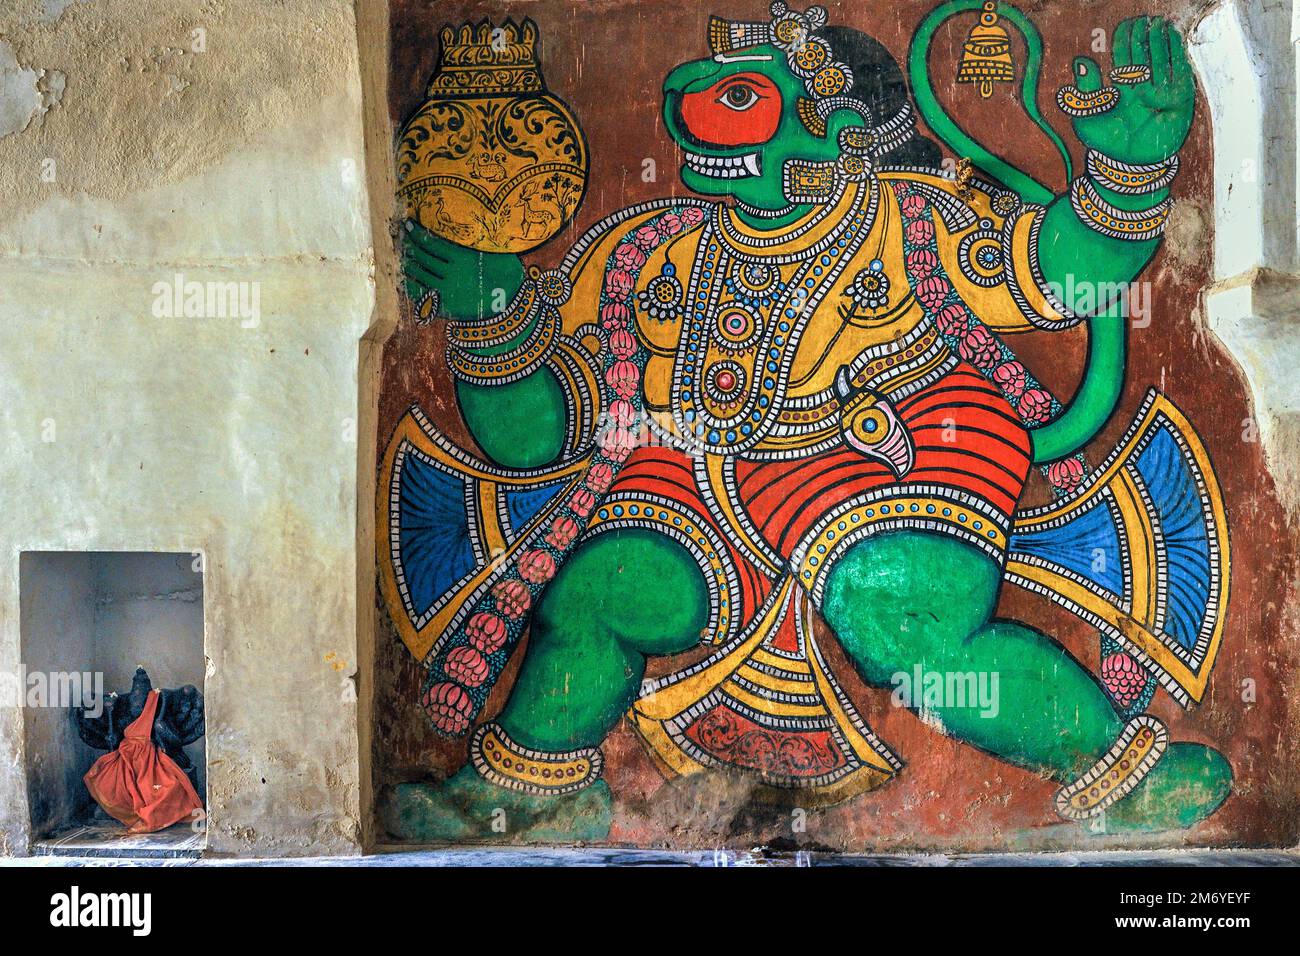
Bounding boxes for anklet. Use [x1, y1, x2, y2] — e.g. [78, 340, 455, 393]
[470, 721, 604, 795]
[1054, 715, 1168, 820]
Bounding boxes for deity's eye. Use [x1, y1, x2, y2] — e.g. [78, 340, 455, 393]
[719, 82, 762, 111]
[679, 72, 781, 147]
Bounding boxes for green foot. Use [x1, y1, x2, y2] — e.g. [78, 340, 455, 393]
[383, 767, 613, 844]
[1099, 743, 1232, 832]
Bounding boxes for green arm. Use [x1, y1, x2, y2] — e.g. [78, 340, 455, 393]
[1029, 187, 1160, 463]
[403, 222, 569, 469]
[910, 7, 1193, 462]
[1027, 12, 1195, 461]
[1029, 305, 1127, 465]
[455, 375, 568, 469]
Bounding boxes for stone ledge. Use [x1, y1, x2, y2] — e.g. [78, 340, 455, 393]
[1204, 268, 1300, 518]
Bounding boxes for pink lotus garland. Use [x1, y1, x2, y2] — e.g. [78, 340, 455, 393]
[1100, 651, 1147, 709]
[421, 204, 707, 735]
[1046, 455, 1086, 493]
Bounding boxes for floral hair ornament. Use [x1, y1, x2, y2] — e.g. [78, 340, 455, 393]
[708, 3, 843, 95]
[708, 3, 915, 153]
[709, 5, 849, 119]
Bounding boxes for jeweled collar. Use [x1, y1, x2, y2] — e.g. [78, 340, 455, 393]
[714, 176, 876, 264]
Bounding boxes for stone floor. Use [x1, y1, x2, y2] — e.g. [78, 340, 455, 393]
[32, 821, 204, 859]
[3, 847, 1297, 867]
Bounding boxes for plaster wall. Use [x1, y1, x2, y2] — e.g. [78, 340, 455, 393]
[0, 0, 376, 856]
[17, 551, 97, 839]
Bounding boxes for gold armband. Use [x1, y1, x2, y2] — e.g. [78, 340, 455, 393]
[1070, 176, 1171, 241]
[1086, 149, 1179, 195]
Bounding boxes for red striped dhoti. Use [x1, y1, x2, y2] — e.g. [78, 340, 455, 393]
[585, 363, 1031, 643]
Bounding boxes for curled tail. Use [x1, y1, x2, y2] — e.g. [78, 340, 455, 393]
[908, 0, 1070, 204]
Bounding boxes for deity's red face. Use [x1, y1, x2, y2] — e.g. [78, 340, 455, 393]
[663, 44, 842, 204]
[677, 72, 783, 148]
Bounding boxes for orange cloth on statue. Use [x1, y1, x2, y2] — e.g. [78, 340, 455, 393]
[84, 689, 202, 833]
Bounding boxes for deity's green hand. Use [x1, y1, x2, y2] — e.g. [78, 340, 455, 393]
[402, 219, 564, 467]
[1069, 17, 1196, 165]
[401, 220, 527, 323]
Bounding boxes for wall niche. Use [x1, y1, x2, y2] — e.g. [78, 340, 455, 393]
[19, 551, 206, 858]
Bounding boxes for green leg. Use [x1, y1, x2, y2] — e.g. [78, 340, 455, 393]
[385, 529, 709, 843]
[823, 531, 1120, 774]
[822, 531, 1231, 830]
[499, 528, 710, 751]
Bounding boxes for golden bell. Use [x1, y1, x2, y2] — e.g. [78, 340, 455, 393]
[396, 19, 589, 254]
[957, 2, 1014, 99]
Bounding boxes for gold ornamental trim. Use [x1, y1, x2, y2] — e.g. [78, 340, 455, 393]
[470, 722, 603, 795]
[430, 19, 543, 98]
[1054, 715, 1168, 820]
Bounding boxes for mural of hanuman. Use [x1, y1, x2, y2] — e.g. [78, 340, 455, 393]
[382, 1, 1233, 841]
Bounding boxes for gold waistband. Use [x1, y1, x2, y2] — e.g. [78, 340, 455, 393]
[757, 331, 952, 453]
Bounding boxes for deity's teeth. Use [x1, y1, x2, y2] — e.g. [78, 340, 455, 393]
[683, 151, 761, 179]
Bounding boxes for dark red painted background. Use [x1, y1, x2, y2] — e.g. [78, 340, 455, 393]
[375, 0, 1300, 850]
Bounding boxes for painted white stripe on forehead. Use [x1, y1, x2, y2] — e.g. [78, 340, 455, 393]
[713, 52, 774, 63]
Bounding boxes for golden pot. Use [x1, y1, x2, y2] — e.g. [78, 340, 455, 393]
[397, 19, 588, 254]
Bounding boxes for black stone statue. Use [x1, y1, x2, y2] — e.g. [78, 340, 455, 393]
[74, 666, 205, 791]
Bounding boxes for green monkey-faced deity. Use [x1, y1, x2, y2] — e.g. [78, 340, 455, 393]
[380, 1, 1232, 843]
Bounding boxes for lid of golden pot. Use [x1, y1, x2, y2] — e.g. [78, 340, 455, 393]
[396, 19, 589, 254]
[428, 20, 544, 98]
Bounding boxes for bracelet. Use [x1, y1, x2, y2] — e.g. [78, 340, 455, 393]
[446, 266, 572, 385]
[447, 304, 559, 385]
[447, 280, 559, 385]
[1070, 176, 1172, 241]
[448, 280, 539, 349]
[1086, 149, 1179, 195]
